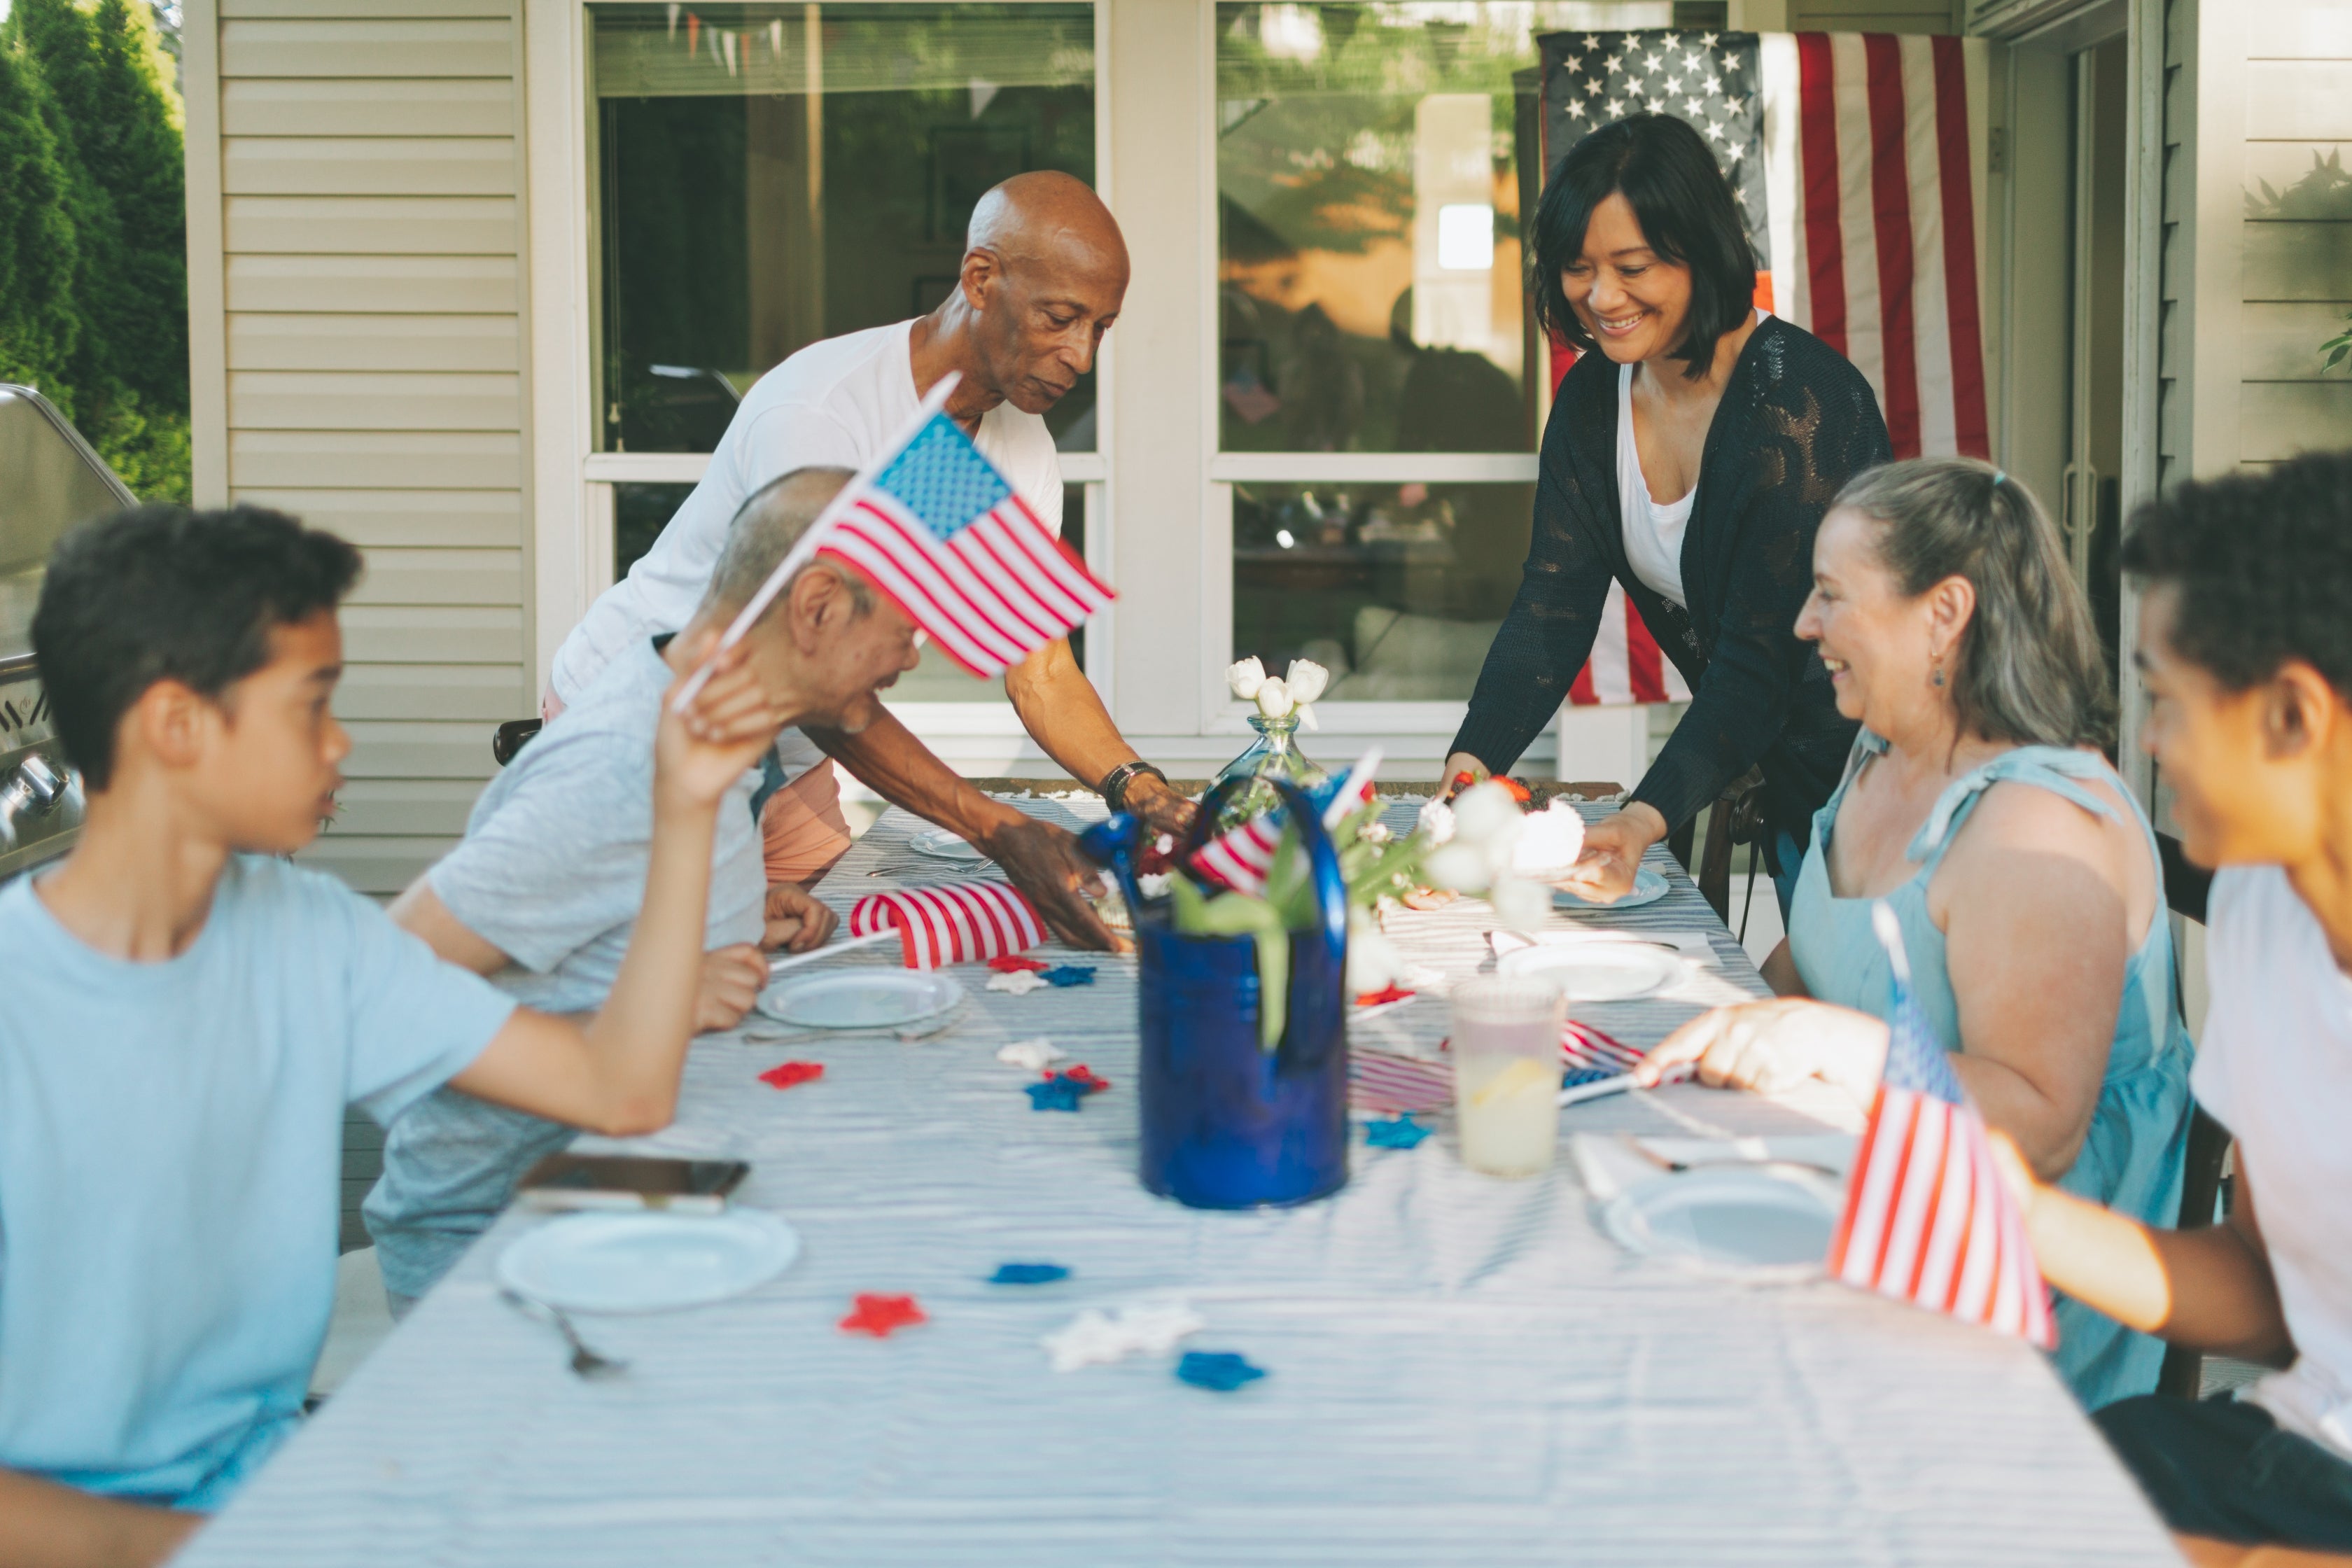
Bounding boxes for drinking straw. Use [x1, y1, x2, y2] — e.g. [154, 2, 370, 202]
[767, 928, 897, 975]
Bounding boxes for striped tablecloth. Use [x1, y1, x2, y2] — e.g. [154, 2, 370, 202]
[179, 798, 2176, 1567]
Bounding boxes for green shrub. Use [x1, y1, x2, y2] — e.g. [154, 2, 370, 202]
[0, 0, 190, 502]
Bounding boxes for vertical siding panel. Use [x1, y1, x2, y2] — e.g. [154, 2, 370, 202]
[209, 5, 530, 895]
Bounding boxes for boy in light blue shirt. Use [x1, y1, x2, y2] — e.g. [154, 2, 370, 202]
[0, 503, 788, 1564]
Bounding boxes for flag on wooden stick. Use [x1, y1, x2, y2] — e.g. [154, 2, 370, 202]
[1826, 902, 2056, 1348]
[671, 372, 1112, 710]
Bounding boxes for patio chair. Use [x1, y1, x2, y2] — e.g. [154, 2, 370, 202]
[2153, 829, 2234, 1401]
[1691, 767, 1768, 927]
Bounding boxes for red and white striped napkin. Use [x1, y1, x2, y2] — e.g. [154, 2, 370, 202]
[849, 882, 1046, 970]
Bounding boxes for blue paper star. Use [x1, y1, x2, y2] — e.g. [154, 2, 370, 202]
[988, 1262, 1071, 1286]
[1364, 1114, 1431, 1149]
[1175, 1351, 1267, 1392]
[1025, 1077, 1089, 1112]
[1041, 965, 1097, 987]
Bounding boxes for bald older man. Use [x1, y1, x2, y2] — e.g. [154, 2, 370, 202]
[550, 173, 1184, 951]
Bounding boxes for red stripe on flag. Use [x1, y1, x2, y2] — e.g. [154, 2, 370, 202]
[1866, 1092, 1926, 1284]
[1931, 36, 1991, 458]
[1863, 34, 1923, 459]
[847, 503, 1033, 660]
[818, 540, 1001, 677]
[1796, 34, 1849, 357]
[1623, 600, 1667, 704]
[1828, 1083, 1882, 1275]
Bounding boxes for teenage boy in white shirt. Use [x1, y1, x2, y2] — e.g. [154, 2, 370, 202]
[1996, 450, 2352, 1567]
[0, 503, 782, 1567]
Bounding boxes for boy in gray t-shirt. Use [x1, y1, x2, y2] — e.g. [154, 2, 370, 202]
[366, 466, 920, 1308]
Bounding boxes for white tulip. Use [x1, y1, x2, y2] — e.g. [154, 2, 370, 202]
[1489, 876, 1552, 932]
[1226, 656, 1267, 701]
[1511, 799, 1588, 879]
[1423, 841, 1494, 894]
[1254, 678, 1295, 719]
[1345, 915, 1405, 995]
[1452, 779, 1524, 844]
[1284, 658, 1329, 705]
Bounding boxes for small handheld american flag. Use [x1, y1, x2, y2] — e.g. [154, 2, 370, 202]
[1826, 902, 2056, 1348]
[850, 881, 1047, 971]
[672, 373, 1112, 709]
[1190, 750, 1381, 898]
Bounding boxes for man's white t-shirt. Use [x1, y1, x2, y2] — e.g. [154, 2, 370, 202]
[552, 318, 1064, 772]
[2192, 864, 2352, 1463]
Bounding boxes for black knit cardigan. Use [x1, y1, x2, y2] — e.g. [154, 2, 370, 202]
[1448, 316, 1891, 869]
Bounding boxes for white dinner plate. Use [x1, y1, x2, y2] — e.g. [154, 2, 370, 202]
[1495, 941, 1682, 1001]
[908, 827, 988, 862]
[497, 1210, 800, 1313]
[1600, 1163, 1842, 1281]
[1552, 865, 1672, 911]
[757, 969, 964, 1029]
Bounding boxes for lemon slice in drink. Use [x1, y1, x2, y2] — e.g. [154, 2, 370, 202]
[1471, 1056, 1559, 1110]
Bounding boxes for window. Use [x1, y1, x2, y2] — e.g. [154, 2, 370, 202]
[1216, 2, 1664, 702]
[1233, 479, 1530, 699]
[591, 3, 1098, 456]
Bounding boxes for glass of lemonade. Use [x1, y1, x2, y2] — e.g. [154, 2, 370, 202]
[1450, 977, 1566, 1178]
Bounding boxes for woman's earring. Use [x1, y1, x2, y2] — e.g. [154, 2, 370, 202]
[1931, 665, 1945, 688]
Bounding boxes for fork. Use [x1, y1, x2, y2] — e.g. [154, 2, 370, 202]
[500, 1288, 629, 1379]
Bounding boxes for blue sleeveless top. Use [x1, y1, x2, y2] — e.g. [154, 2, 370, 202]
[1791, 736, 2193, 1408]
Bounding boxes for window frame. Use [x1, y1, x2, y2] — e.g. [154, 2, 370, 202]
[530, 0, 1114, 748]
[1201, 1, 1556, 744]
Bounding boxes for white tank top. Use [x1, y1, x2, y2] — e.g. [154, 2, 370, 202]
[1616, 309, 1769, 611]
[1616, 361, 1695, 609]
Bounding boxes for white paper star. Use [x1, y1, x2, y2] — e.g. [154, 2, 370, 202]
[997, 1037, 1065, 1071]
[987, 969, 1048, 996]
[1042, 1301, 1205, 1372]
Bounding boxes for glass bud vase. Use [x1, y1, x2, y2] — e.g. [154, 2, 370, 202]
[1212, 714, 1329, 832]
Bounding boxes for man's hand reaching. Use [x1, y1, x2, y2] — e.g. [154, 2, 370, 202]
[1119, 773, 1199, 840]
[981, 814, 1124, 952]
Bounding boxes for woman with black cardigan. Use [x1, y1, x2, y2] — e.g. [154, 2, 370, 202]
[1442, 113, 1891, 916]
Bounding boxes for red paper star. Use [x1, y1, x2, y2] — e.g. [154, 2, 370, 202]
[759, 1060, 825, 1090]
[1061, 1064, 1111, 1093]
[988, 955, 1050, 973]
[838, 1293, 927, 1337]
[1354, 983, 1415, 1008]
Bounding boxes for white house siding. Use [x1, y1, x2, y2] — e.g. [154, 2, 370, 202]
[187, 0, 532, 895]
[1788, 0, 1961, 34]
[2236, 4, 2352, 473]
[2157, 0, 2185, 492]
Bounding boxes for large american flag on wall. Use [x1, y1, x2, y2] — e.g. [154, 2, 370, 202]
[1526, 29, 1992, 707]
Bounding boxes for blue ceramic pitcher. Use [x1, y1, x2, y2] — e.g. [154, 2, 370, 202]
[1110, 777, 1352, 1210]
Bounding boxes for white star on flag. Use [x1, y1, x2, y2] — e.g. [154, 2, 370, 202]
[1699, 31, 1718, 46]
[1587, 76, 1605, 97]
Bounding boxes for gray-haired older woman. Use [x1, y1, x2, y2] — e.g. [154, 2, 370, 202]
[1637, 457, 2192, 1407]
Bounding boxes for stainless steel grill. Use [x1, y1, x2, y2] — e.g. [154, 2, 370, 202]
[0, 384, 135, 881]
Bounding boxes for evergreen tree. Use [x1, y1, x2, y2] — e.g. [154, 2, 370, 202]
[0, 35, 82, 409]
[3, 0, 189, 500]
